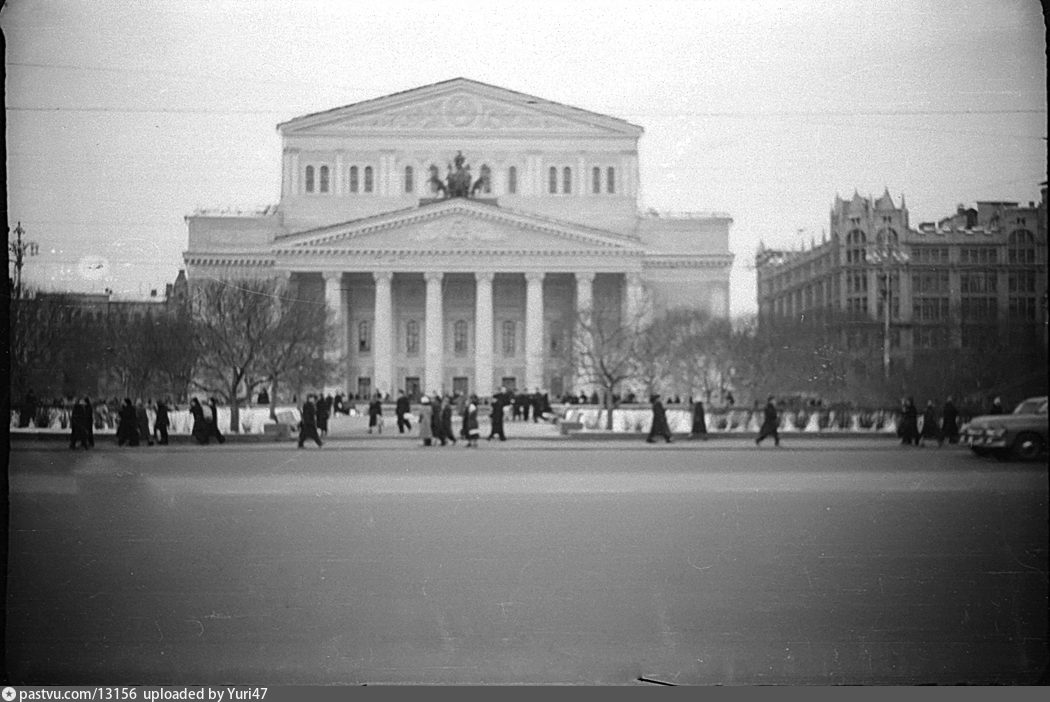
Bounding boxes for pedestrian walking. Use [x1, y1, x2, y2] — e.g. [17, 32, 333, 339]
[418, 395, 434, 447]
[940, 396, 960, 446]
[117, 398, 140, 447]
[84, 396, 96, 447]
[154, 397, 170, 445]
[317, 395, 331, 436]
[442, 394, 459, 446]
[431, 393, 447, 446]
[368, 392, 383, 434]
[646, 394, 673, 444]
[919, 400, 941, 447]
[755, 395, 781, 447]
[463, 394, 480, 447]
[135, 399, 154, 446]
[689, 399, 708, 440]
[69, 397, 91, 450]
[189, 397, 209, 445]
[487, 387, 507, 441]
[898, 397, 919, 446]
[208, 398, 226, 444]
[298, 394, 323, 448]
[395, 390, 413, 434]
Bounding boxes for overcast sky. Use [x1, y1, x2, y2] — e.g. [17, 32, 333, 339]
[3, 0, 1046, 314]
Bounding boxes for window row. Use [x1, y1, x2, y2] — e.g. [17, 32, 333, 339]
[301, 164, 619, 196]
[353, 320, 570, 357]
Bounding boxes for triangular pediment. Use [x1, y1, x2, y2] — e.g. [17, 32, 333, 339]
[273, 199, 642, 255]
[278, 78, 642, 137]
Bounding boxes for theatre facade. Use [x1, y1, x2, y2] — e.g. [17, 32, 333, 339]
[184, 78, 733, 399]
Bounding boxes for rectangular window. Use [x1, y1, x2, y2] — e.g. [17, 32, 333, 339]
[406, 320, 420, 355]
[1009, 296, 1037, 321]
[453, 377, 469, 397]
[357, 377, 371, 400]
[607, 167, 615, 194]
[961, 297, 997, 322]
[349, 166, 359, 193]
[453, 320, 468, 355]
[404, 166, 414, 193]
[501, 376, 517, 392]
[960, 271, 997, 294]
[358, 320, 372, 353]
[913, 297, 949, 321]
[548, 167, 558, 194]
[404, 376, 421, 400]
[562, 166, 572, 194]
[501, 320, 516, 357]
[912, 247, 948, 265]
[592, 167, 601, 194]
[1009, 270, 1036, 294]
[508, 166, 517, 194]
[364, 166, 374, 193]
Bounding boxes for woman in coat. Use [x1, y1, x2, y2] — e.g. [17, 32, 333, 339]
[646, 394, 673, 444]
[442, 395, 458, 446]
[418, 395, 434, 447]
[368, 392, 383, 434]
[689, 399, 708, 440]
[899, 397, 919, 446]
[190, 398, 209, 445]
[154, 398, 170, 445]
[919, 400, 941, 447]
[431, 394, 447, 446]
[208, 398, 226, 444]
[69, 397, 90, 450]
[463, 394, 480, 447]
[135, 399, 154, 446]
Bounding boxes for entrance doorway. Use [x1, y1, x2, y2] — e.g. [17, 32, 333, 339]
[405, 376, 421, 402]
[501, 376, 517, 392]
[452, 376, 469, 397]
[356, 377, 371, 401]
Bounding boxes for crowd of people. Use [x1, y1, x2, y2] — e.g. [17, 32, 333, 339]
[895, 396, 966, 447]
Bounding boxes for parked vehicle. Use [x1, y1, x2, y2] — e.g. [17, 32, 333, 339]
[961, 396, 1048, 461]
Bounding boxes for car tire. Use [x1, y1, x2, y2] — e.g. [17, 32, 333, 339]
[1011, 433, 1045, 461]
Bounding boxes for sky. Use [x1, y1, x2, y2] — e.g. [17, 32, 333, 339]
[3, 0, 1047, 314]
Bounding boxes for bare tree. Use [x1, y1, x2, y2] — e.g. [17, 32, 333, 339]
[572, 304, 648, 429]
[8, 291, 93, 401]
[191, 277, 335, 431]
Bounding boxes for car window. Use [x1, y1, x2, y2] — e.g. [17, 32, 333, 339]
[1013, 399, 1048, 415]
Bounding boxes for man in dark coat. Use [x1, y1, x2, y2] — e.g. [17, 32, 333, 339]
[488, 388, 507, 441]
[154, 398, 170, 445]
[208, 398, 226, 444]
[940, 396, 960, 446]
[69, 397, 90, 450]
[442, 394, 458, 446]
[531, 388, 545, 423]
[368, 392, 383, 434]
[21, 389, 38, 428]
[989, 396, 1005, 415]
[646, 394, 673, 444]
[395, 390, 413, 434]
[431, 394, 447, 446]
[919, 400, 941, 447]
[755, 395, 781, 447]
[316, 395, 331, 436]
[689, 399, 708, 440]
[898, 397, 919, 446]
[117, 398, 140, 447]
[298, 394, 323, 448]
[84, 396, 95, 447]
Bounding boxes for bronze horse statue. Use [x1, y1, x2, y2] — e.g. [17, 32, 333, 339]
[428, 152, 488, 199]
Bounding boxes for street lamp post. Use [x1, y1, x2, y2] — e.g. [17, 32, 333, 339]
[867, 239, 909, 380]
[8, 221, 39, 300]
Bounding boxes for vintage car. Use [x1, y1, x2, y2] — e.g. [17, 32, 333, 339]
[961, 395, 1048, 461]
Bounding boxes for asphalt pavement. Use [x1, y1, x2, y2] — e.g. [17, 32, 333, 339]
[6, 439, 1047, 685]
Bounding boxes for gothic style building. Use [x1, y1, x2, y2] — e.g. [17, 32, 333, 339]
[183, 78, 733, 399]
[755, 187, 1048, 368]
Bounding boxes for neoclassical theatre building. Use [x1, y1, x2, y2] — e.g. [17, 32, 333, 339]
[184, 78, 733, 399]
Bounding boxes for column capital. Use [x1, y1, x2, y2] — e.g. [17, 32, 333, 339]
[625, 271, 643, 287]
[373, 271, 393, 284]
[525, 271, 546, 284]
[475, 271, 495, 284]
[322, 270, 342, 282]
[424, 271, 444, 284]
[273, 269, 293, 280]
[575, 271, 596, 284]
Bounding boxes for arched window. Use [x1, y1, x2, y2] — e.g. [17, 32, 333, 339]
[479, 164, 491, 194]
[319, 165, 330, 193]
[592, 167, 601, 194]
[548, 167, 558, 194]
[507, 166, 517, 194]
[501, 320, 516, 357]
[1008, 230, 1036, 264]
[404, 166, 414, 193]
[875, 229, 898, 246]
[606, 167, 615, 194]
[406, 320, 420, 355]
[453, 320, 468, 355]
[358, 320, 371, 353]
[305, 165, 315, 193]
[364, 166, 373, 193]
[846, 229, 866, 265]
[349, 166, 359, 193]
[429, 164, 440, 194]
[562, 166, 572, 194]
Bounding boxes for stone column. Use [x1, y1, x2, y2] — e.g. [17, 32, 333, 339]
[525, 272, 545, 391]
[424, 271, 444, 395]
[623, 272, 644, 326]
[474, 272, 495, 395]
[290, 151, 300, 195]
[323, 272, 346, 394]
[574, 272, 595, 396]
[373, 272, 393, 399]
